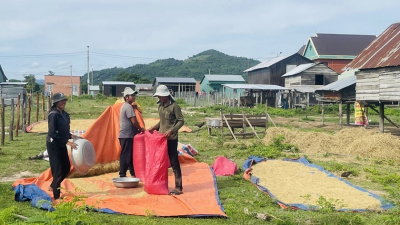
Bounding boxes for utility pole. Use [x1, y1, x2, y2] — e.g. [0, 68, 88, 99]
[87, 46, 90, 94]
[70, 65, 73, 102]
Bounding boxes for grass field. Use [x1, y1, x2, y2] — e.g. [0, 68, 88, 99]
[1, 94, 400, 224]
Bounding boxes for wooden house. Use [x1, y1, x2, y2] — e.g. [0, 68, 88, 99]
[282, 62, 339, 107]
[0, 82, 27, 106]
[152, 77, 196, 97]
[244, 53, 313, 87]
[200, 75, 245, 97]
[301, 33, 376, 73]
[45, 75, 81, 96]
[343, 22, 400, 132]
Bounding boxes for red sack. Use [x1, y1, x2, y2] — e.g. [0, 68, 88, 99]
[144, 131, 169, 195]
[211, 156, 238, 176]
[133, 133, 146, 182]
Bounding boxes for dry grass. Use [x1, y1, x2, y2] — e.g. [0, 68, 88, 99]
[263, 127, 400, 161]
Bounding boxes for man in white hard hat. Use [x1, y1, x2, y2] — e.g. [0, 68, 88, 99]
[119, 87, 143, 177]
[148, 85, 184, 195]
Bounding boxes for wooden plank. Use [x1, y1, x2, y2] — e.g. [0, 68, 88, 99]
[378, 92, 400, 96]
[223, 114, 238, 142]
[356, 73, 379, 79]
[380, 96, 400, 101]
[244, 115, 260, 139]
[380, 83, 400, 89]
[356, 85, 379, 90]
[356, 90, 380, 94]
[380, 74, 400, 79]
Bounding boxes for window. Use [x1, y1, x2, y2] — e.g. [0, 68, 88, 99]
[47, 84, 53, 92]
[315, 75, 324, 85]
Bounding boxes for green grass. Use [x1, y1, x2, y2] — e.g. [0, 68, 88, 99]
[1, 95, 400, 224]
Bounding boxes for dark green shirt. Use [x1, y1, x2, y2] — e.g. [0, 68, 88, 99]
[153, 100, 184, 140]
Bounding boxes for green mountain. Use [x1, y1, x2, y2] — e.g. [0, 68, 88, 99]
[84, 49, 260, 85]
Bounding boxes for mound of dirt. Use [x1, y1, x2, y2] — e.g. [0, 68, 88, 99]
[263, 127, 400, 161]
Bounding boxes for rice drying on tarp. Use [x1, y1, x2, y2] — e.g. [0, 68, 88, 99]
[12, 103, 226, 217]
[263, 127, 400, 161]
[243, 156, 394, 211]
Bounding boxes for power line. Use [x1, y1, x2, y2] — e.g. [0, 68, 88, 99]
[0, 51, 86, 58]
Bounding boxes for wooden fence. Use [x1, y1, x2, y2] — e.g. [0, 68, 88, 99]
[0, 93, 51, 146]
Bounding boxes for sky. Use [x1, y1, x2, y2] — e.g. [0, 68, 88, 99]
[0, 0, 399, 81]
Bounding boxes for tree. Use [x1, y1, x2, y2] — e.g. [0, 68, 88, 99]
[24, 74, 40, 93]
[48, 70, 55, 76]
[9, 79, 21, 82]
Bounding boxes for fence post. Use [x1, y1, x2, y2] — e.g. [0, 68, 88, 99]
[36, 92, 39, 122]
[42, 93, 45, 120]
[22, 94, 27, 133]
[10, 99, 14, 141]
[15, 94, 20, 137]
[27, 95, 31, 127]
[1, 98, 4, 146]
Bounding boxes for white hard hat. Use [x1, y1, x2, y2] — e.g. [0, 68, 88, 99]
[153, 85, 174, 100]
[122, 87, 138, 96]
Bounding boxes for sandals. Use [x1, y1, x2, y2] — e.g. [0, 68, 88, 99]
[169, 189, 183, 195]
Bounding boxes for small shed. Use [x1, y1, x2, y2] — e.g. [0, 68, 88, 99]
[343, 22, 400, 133]
[244, 53, 313, 87]
[315, 76, 356, 126]
[282, 62, 339, 107]
[102, 81, 135, 97]
[88, 85, 100, 96]
[135, 84, 153, 96]
[0, 82, 27, 106]
[200, 75, 245, 97]
[152, 77, 196, 97]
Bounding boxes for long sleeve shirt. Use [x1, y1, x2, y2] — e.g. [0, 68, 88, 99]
[46, 108, 72, 145]
[153, 100, 184, 140]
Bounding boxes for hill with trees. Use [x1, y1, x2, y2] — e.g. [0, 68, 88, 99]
[83, 49, 260, 85]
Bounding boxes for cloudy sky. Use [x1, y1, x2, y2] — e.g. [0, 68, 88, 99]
[0, 0, 399, 81]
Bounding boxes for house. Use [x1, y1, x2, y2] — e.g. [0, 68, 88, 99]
[343, 22, 400, 132]
[301, 33, 376, 73]
[44, 75, 81, 96]
[0, 64, 8, 82]
[0, 82, 27, 106]
[152, 77, 197, 97]
[135, 84, 153, 96]
[244, 53, 313, 87]
[282, 63, 339, 107]
[88, 85, 100, 96]
[102, 81, 135, 97]
[200, 75, 245, 97]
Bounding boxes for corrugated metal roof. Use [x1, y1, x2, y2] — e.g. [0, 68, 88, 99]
[282, 63, 316, 77]
[344, 23, 400, 70]
[88, 85, 100, 91]
[155, 77, 196, 83]
[222, 84, 288, 90]
[204, 75, 244, 82]
[135, 84, 152, 88]
[243, 53, 297, 72]
[316, 76, 356, 91]
[311, 33, 376, 56]
[102, 81, 135, 85]
[290, 86, 318, 93]
[0, 82, 27, 85]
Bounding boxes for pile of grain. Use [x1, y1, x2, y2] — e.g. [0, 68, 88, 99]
[30, 119, 96, 133]
[68, 161, 120, 178]
[252, 160, 382, 210]
[263, 127, 400, 161]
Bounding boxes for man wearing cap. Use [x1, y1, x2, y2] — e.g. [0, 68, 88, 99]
[46, 92, 78, 200]
[148, 85, 184, 195]
[119, 87, 143, 177]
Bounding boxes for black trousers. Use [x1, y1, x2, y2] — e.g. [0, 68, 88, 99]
[167, 139, 183, 190]
[119, 138, 135, 177]
[46, 141, 70, 199]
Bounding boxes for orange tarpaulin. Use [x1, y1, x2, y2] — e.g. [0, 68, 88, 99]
[13, 103, 225, 217]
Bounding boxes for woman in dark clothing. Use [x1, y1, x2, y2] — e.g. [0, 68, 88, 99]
[46, 93, 78, 200]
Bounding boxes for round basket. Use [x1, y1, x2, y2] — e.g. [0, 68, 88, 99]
[71, 138, 96, 174]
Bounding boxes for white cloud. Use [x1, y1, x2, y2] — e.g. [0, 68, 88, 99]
[29, 62, 40, 69]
